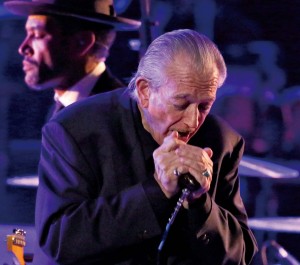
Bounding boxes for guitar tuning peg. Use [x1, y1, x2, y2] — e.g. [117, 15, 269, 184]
[13, 228, 26, 236]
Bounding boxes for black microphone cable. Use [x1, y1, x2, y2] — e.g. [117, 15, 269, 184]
[157, 171, 200, 264]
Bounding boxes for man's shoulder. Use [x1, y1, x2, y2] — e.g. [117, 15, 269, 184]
[43, 87, 135, 140]
[205, 114, 241, 136]
[196, 114, 243, 145]
[51, 87, 131, 125]
[92, 68, 125, 95]
[67, 87, 127, 111]
[189, 114, 244, 156]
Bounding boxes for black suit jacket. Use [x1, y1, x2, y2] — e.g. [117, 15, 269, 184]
[35, 88, 257, 264]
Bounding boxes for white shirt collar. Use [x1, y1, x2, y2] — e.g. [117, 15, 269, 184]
[54, 62, 106, 107]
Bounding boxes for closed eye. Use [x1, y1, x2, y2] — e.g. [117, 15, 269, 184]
[174, 102, 189, 110]
[198, 103, 212, 112]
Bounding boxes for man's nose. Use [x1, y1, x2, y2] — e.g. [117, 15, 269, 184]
[18, 37, 32, 56]
[183, 105, 199, 128]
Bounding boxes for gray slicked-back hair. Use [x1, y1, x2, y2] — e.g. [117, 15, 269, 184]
[127, 29, 227, 100]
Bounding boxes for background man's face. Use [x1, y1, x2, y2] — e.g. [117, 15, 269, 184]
[19, 15, 72, 90]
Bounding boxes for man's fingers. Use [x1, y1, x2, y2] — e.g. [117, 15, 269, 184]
[204, 147, 213, 158]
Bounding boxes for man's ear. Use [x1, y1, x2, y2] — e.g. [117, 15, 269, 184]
[136, 77, 150, 108]
[73, 31, 96, 56]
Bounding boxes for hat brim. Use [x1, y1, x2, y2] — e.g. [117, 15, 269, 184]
[4, 1, 141, 31]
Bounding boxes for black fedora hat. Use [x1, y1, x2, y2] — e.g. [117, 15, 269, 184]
[4, 0, 141, 30]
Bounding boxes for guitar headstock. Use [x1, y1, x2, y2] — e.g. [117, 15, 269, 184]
[6, 228, 26, 265]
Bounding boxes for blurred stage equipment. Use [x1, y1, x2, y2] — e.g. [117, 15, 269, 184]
[139, 0, 155, 56]
[114, 0, 133, 14]
[238, 155, 299, 240]
[248, 217, 300, 233]
[261, 240, 300, 265]
[6, 174, 38, 188]
[239, 155, 299, 178]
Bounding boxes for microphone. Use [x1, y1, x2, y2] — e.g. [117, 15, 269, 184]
[178, 172, 200, 192]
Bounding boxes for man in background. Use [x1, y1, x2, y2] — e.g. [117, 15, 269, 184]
[3, 1, 140, 263]
[4, 0, 141, 118]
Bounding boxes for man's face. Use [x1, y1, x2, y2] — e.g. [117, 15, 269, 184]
[138, 64, 219, 145]
[19, 15, 73, 90]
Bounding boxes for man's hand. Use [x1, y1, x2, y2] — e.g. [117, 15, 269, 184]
[153, 131, 213, 199]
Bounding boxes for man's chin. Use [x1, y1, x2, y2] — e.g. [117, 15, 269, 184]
[27, 84, 51, 91]
[26, 77, 63, 91]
